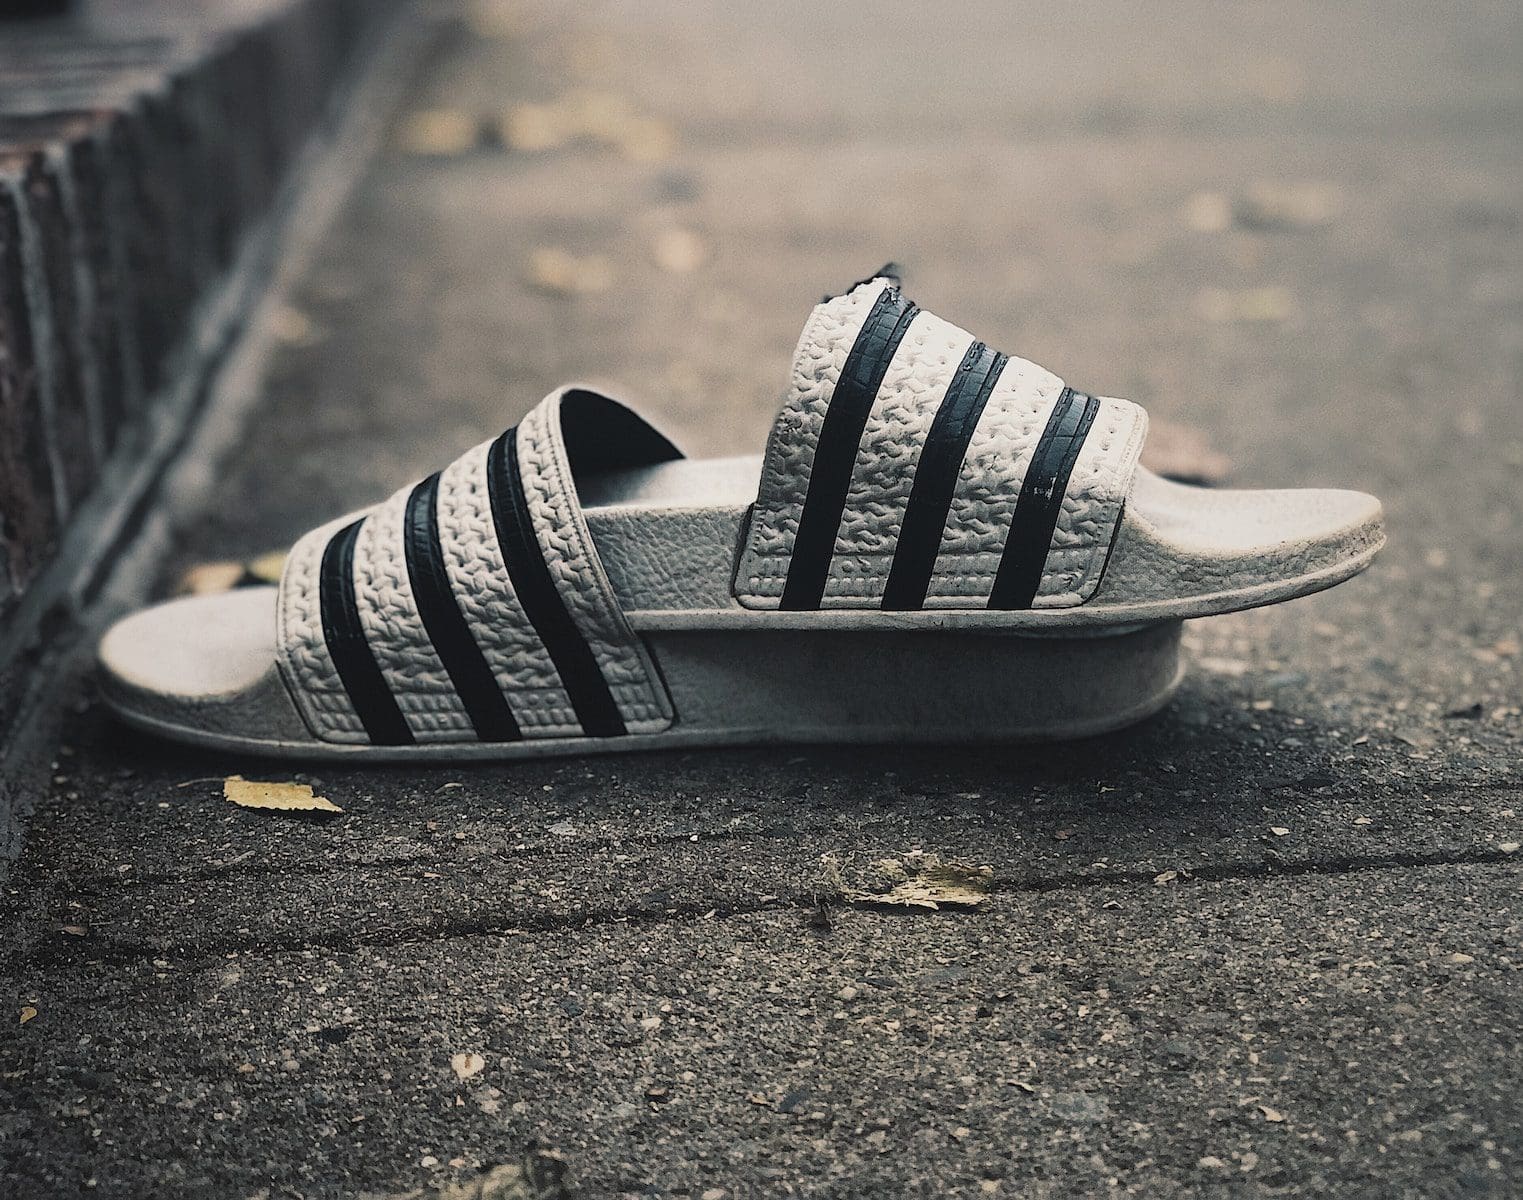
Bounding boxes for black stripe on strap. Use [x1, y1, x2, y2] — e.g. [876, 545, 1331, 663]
[779, 287, 919, 610]
[987, 388, 1103, 610]
[485, 427, 627, 738]
[319, 518, 414, 745]
[403, 473, 523, 742]
[881, 341, 1009, 611]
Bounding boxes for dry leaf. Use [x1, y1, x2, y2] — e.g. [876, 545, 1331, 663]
[246, 549, 287, 584]
[842, 857, 993, 911]
[1153, 870, 1179, 885]
[1195, 286, 1296, 324]
[1236, 182, 1342, 231]
[397, 108, 480, 156]
[1184, 191, 1233, 233]
[176, 561, 245, 596]
[529, 248, 613, 295]
[616, 116, 677, 162]
[1197, 656, 1250, 677]
[1140, 419, 1233, 485]
[376, 1155, 567, 1200]
[652, 228, 708, 274]
[501, 102, 568, 152]
[224, 775, 342, 814]
[468, 0, 529, 40]
[175, 550, 288, 597]
[20, 1005, 37, 1025]
[1258, 1104, 1286, 1123]
[270, 304, 318, 346]
[501, 89, 676, 163]
[451, 1052, 486, 1080]
[562, 89, 635, 140]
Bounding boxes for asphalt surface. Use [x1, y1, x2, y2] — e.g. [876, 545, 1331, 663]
[4, 1, 1521, 1196]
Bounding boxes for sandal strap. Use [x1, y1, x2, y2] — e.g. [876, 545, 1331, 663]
[734, 277, 1148, 611]
[276, 387, 680, 745]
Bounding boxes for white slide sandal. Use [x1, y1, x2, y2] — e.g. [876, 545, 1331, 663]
[99, 275, 1383, 760]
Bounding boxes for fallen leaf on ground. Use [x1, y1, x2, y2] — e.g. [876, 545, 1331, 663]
[1195, 286, 1297, 324]
[616, 115, 677, 162]
[529, 248, 613, 295]
[499, 89, 677, 162]
[501, 102, 569, 152]
[224, 775, 342, 814]
[20, 1005, 37, 1025]
[451, 1052, 486, 1080]
[468, 0, 530, 40]
[841, 856, 993, 911]
[1140, 419, 1233, 485]
[1258, 1104, 1286, 1123]
[246, 549, 287, 584]
[175, 561, 246, 596]
[651, 228, 708, 273]
[1236, 181, 1342, 230]
[1196, 656, 1250, 677]
[1183, 191, 1233, 233]
[174, 550, 289, 596]
[377, 1152, 571, 1200]
[397, 108, 481, 156]
[270, 304, 319, 346]
[561, 89, 635, 140]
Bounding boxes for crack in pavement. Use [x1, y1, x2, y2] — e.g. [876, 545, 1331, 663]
[20, 845, 1518, 973]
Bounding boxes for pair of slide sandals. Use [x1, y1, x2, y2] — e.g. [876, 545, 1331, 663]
[100, 275, 1384, 760]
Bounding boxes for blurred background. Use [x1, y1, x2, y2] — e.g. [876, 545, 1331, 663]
[215, 0, 1520, 580]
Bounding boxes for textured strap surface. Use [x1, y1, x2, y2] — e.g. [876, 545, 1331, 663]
[277, 387, 678, 745]
[734, 278, 1148, 610]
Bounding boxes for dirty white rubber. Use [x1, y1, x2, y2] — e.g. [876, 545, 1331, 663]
[99, 277, 1383, 760]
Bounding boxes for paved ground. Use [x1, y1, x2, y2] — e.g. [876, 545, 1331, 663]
[4, 1, 1521, 1196]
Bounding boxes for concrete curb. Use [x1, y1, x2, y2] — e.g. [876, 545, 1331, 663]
[0, 0, 414, 858]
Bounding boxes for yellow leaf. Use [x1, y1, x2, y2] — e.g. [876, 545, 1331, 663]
[397, 109, 479, 157]
[500, 102, 568, 152]
[224, 775, 342, 814]
[176, 562, 245, 596]
[616, 115, 677, 162]
[20, 1005, 37, 1025]
[1195, 286, 1296, 324]
[842, 857, 992, 911]
[651, 228, 708, 274]
[245, 550, 287, 585]
[450, 1052, 486, 1080]
[270, 304, 318, 346]
[528, 248, 613, 295]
